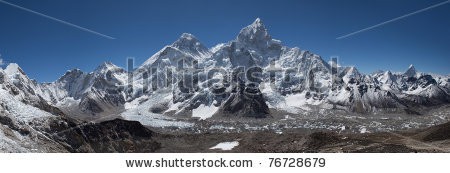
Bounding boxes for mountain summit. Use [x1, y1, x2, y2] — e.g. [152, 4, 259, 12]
[237, 18, 272, 46]
[171, 33, 210, 57]
[404, 64, 417, 77]
[205, 18, 283, 67]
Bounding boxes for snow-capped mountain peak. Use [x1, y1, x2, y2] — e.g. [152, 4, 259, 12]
[58, 68, 84, 82]
[94, 62, 124, 75]
[139, 33, 212, 69]
[4, 63, 26, 76]
[237, 18, 272, 45]
[171, 33, 210, 58]
[203, 18, 283, 68]
[404, 64, 417, 77]
[347, 66, 360, 75]
[172, 33, 200, 48]
[341, 66, 361, 84]
[254, 17, 262, 25]
[178, 33, 197, 41]
[376, 70, 396, 86]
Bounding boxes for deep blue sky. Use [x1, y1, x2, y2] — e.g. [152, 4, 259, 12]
[0, 0, 449, 82]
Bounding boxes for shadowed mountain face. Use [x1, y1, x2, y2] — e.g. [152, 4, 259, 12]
[48, 118, 160, 153]
[220, 82, 270, 118]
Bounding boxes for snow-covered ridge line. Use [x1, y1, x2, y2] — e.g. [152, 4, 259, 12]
[0, 18, 449, 121]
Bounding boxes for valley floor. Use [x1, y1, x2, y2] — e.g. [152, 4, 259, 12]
[143, 105, 450, 153]
[151, 122, 450, 153]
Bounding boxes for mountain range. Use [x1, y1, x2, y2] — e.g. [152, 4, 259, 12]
[1, 18, 450, 152]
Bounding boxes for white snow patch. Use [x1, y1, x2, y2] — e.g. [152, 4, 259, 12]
[278, 93, 321, 112]
[360, 127, 367, 134]
[328, 87, 351, 103]
[120, 92, 193, 128]
[55, 97, 79, 108]
[210, 43, 226, 53]
[124, 95, 148, 109]
[192, 102, 218, 120]
[210, 141, 239, 151]
[403, 85, 430, 95]
[285, 93, 304, 107]
[123, 114, 193, 128]
[260, 82, 275, 94]
[166, 101, 182, 112]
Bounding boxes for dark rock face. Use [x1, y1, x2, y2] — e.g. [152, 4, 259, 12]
[220, 82, 270, 118]
[79, 96, 104, 114]
[32, 98, 66, 116]
[49, 119, 160, 153]
[0, 72, 5, 84]
[149, 102, 169, 113]
[77, 77, 126, 115]
[0, 115, 30, 136]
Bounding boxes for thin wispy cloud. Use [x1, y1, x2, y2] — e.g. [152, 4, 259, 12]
[337, 0, 450, 40]
[0, 0, 116, 40]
